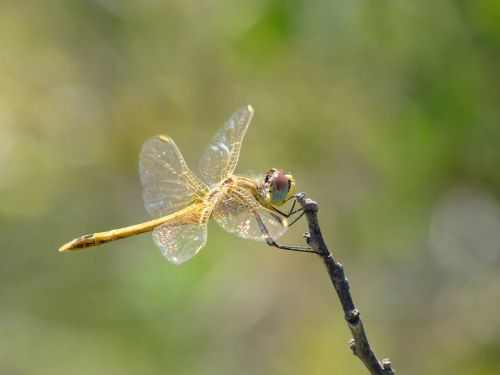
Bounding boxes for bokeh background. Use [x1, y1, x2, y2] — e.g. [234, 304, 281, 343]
[1, 1, 499, 374]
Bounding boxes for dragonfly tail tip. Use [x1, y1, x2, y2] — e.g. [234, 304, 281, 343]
[58, 241, 75, 253]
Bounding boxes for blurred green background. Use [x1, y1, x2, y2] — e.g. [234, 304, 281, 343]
[1, 1, 499, 374]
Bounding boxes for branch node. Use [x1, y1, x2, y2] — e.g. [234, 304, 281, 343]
[345, 308, 360, 323]
[348, 338, 357, 355]
[381, 358, 395, 374]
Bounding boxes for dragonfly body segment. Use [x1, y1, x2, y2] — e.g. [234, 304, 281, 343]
[59, 105, 298, 264]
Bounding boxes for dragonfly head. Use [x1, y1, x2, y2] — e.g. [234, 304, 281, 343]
[264, 168, 296, 206]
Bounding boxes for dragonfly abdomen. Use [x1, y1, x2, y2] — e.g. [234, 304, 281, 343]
[58, 204, 204, 253]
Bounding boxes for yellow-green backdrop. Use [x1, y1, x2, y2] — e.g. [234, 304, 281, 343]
[1, 1, 499, 374]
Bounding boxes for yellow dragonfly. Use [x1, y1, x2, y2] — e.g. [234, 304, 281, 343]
[59, 105, 308, 264]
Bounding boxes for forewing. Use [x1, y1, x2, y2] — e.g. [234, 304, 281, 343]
[212, 187, 288, 241]
[199, 105, 254, 185]
[140, 135, 208, 218]
[153, 204, 212, 265]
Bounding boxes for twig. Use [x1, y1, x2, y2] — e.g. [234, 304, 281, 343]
[295, 193, 395, 375]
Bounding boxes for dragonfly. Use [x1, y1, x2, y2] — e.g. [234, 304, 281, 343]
[58, 105, 310, 264]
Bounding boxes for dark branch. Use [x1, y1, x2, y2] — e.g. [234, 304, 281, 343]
[294, 192, 395, 375]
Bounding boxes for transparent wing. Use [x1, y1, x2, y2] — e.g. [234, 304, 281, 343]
[140, 135, 208, 218]
[212, 186, 288, 241]
[153, 203, 212, 265]
[199, 105, 254, 186]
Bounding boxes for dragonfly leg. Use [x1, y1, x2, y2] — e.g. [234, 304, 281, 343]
[288, 210, 305, 227]
[271, 199, 305, 227]
[273, 199, 298, 217]
[287, 200, 305, 217]
[266, 238, 316, 254]
[255, 210, 315, 254]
